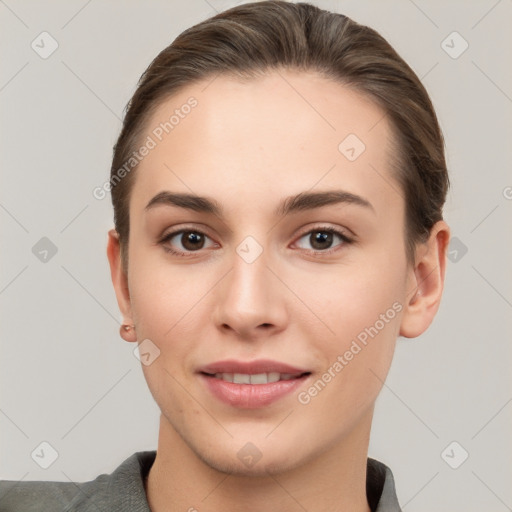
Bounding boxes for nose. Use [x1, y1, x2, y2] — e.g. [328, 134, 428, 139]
[212, 247, 288, 340]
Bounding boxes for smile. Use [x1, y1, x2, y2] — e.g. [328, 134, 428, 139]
[208, 372, 305, 384]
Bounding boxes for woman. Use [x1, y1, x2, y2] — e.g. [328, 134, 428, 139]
[0, 1, 449, 510]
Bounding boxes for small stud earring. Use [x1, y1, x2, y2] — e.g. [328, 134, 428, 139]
[122, 324, 135, 332]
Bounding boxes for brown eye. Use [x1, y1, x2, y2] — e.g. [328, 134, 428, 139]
[180, 231, 205, 251]
[310, 231, 333, 250]
[294, 227, 352, 253]
[160, 229, 216, 256]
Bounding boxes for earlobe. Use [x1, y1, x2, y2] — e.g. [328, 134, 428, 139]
[120, 323, 137, 343]
[399, 221, 450, 338]
[106, 229, 137, 342]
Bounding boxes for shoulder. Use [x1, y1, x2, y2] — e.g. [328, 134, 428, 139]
[0, 450, 156, 512]
[367, 457, 402, 512]
[0, 478, 102, 511]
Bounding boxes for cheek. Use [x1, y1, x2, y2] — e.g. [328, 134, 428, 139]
[128, 259, 211, 411]
[294, 271, 402, 423]
[128, 249, 210, 338]
[290, 247, 405, 401]
[292, 254, 405, 342]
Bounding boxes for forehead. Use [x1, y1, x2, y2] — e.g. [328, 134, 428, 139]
[130, 69, 402, 219]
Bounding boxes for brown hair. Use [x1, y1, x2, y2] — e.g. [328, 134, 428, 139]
[110, 0, 449, 267]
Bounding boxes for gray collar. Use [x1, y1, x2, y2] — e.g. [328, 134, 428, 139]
[86, 451, 402, 512]
[1, 450, 401, 511]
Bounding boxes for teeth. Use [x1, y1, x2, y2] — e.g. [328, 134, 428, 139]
[266, 372, 281, 383]
[213, 372, 297, 384]
[233, 373, 250, 384]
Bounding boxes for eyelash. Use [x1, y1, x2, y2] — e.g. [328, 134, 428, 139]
[158, 225, 354, 258]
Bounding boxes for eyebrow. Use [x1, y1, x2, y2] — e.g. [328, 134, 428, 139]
[145, 189, 374, 217]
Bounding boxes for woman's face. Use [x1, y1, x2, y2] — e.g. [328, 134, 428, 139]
[113, 70, 419, 474]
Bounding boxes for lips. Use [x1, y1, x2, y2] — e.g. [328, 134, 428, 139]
[197, 359, 311, 408]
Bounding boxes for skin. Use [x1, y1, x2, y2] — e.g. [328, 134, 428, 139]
[107, 69, 450, 512]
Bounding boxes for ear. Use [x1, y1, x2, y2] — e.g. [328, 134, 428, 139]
[107, 229, 137, 342]
[399, 220, 450, 338]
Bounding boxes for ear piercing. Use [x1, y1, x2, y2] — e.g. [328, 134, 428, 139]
[122, 324, 135, 332]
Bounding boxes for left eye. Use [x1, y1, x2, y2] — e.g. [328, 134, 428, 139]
[294, 228, 351, 252]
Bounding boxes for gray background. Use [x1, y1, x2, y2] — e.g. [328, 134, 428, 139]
[1, 1, 511, 510]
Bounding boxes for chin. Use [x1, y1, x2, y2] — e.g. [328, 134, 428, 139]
[200, 448, 304, 477]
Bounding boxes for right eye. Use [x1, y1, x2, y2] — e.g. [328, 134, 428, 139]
[159, 229, 217, 257]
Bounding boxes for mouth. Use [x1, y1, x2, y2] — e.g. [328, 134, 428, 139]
[197, 359, 312, 408]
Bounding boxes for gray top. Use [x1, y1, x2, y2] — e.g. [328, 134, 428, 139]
[0, 451, 402, 511]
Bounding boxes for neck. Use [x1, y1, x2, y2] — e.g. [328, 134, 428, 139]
[146, 410, 373, 512]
